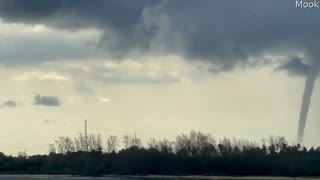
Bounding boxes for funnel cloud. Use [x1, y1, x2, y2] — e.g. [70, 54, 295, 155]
[298, 67, 319, 143]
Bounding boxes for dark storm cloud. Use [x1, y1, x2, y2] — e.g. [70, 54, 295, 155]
[33, 94, 61, 106]
[277, 57, 311, 76]
[1, 0, 320, 74]
[2, 100, 17, 107]
[156, 1, 320, 70]
[0, 0, 159, 59]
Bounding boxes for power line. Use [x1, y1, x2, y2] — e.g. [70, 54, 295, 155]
[0, 132, 80, 144]
[0, 128, 81, 138]
[1, 143, 51, 152]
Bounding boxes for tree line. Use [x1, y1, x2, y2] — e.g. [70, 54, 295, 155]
[0, 131, 320, 176]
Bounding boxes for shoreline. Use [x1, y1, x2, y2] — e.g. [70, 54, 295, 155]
[0, 175, 320, 180]
[113, 175, 320, 179]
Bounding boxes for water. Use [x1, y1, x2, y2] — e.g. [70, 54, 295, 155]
[0, 175, 318, 180]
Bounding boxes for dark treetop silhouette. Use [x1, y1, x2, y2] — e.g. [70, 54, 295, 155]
[0, 131, 319, 177]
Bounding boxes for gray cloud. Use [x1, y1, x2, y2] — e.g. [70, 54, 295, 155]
[0, 27, 102, 66]
[0, 0, 158, 61]
[43, 119, 57, 124]
[74, 83, 96, 94]
[1, 0, 320, 74]
[95, 73, 180, 84]
[277, 57, 311, 76]
[91, 65, 181, 84]
[154, 1, 320, 70]
[2, 100, 17, 107]
[33, 94, 61, 106]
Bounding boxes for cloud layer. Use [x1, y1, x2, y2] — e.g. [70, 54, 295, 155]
[2, 100, 17, 107]
[1, 0, 320, 75]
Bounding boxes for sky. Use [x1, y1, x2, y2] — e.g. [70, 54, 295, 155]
[1, 0, 320, 155]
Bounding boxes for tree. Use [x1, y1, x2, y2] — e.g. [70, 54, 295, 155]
[263, 135, 288, 154]
[106, 135, 120, 153]
[123, 134, 142, 149]
[48, 144, 56, 154]
[2, 131, 320, 176]
[218, 137, 233, 155]
[87, 134, 103, 151]
[123, 135, 131, 149]
[158, 139, 174, 154]
[17, 149, 28, 159]
[147, 138, 159, 150]
[175, 131, 217, 156]
[74, 133, 87, 151]
[55, 136, 75, 154]
[175, 133, 191, 156]
[131, 134, 142, 148]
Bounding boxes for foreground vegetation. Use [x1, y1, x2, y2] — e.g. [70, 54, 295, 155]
[0, 131, 320, 176]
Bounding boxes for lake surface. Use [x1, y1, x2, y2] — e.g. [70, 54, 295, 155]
[0, 175, 319, 180]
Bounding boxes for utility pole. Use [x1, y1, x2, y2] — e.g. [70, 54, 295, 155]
[85, 119, 88, 151]
[85, 119, 87, 138]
